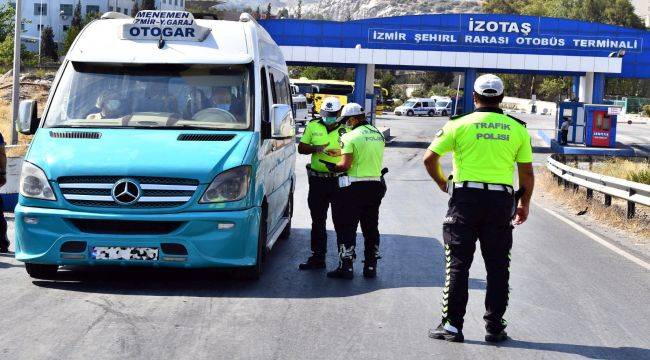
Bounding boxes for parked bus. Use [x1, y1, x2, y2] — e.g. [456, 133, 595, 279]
[290, 78, 388, 116]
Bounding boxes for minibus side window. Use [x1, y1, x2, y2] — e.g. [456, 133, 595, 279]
[269, 72, 278, 104]
[260, 67, 271, 139]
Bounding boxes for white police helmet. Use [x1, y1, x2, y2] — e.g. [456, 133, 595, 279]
[338, 102, 365, 121]
[319, 96, 343, 118]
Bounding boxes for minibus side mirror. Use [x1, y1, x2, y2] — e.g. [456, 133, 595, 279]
[271, 104, 295, 138]
[17, 100, 39, 135]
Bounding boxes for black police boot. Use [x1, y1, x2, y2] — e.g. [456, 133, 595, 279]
[363, 258, 377, 278]
[363, 246, 381, 278]
[327, 245, 355, 279]
[327, 258, 353, 279]
[298, 255, 326, 270]
[428, 322, 464, 343]
[485, 330, 508, 343]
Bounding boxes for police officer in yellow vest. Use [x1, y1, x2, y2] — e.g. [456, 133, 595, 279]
[321, 103, 386, 279]
[423, 74, 535, 343]
[298, 97, 347, 270]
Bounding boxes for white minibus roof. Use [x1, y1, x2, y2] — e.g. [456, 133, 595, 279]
[67, 11, 256, 64]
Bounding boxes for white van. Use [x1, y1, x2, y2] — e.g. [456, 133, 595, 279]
[292, 94, 310, 124]
[434, 99, 453, 116]
[394, 98, 437, 117]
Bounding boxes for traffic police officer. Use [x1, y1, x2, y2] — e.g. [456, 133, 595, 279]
[298, 97, 346, 270]
[322, 103, 386, 279]
[423, 74, 535, 343]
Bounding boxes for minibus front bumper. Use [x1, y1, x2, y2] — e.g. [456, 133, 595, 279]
[14, 205, 261, 268]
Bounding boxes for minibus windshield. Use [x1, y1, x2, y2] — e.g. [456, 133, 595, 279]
[45, 62, 252, 130]
[436, 101, 450, 107]
[403, 101, 416, 108]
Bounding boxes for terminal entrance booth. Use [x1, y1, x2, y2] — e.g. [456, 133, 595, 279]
[557, 102, 621, 148]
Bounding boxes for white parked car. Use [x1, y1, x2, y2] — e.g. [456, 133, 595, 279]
[394, 98, 437, 117]
[434, 100, 453, 116]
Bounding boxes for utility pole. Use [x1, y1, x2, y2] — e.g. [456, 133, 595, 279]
[11, 0, 23, 144]
[37, 0, 43, 65]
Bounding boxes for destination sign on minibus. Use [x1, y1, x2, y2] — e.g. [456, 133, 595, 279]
[122, 11, 211, 42]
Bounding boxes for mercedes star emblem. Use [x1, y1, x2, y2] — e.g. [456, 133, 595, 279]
[112, 179, 141, 205]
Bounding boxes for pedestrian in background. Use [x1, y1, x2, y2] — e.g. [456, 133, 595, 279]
[423, 74, 535, 343]
[560, 117, 571, 145]
[321, 103, 387, 279]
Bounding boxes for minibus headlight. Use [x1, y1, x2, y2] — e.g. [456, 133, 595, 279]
[200, 166, 251, 203]
[19, 162, 56, 201]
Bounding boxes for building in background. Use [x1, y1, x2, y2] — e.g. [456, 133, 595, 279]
[631, 0, 649, 27]
[1, 0, 185, 52]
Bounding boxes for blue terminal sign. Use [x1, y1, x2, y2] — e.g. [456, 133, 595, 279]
[260, 14, 650, 78]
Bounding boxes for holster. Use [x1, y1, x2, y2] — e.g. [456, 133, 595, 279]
[511, 187, 525, 219]
[380, 168, 389, 198]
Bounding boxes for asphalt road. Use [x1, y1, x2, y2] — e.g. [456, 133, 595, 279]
[0, 115, 648, 359]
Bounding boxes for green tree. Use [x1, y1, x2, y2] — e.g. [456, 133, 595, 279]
[297, 0, 302, 19]
[63, 26, 80, 54]
[40, 26, 57, 61]
[141, 0, 156, 11]
[265, 3, 272, 19]
[278, 8, 289, 18]
[377, 70, 396, 97]
[131, 1, 140, 17]
[604, 0, 645, 29]
[482, 0, 529, 14]
[71, 1, 82, 29]
[255, 6, 261, 19]
[537, 77, 571, 102]
[0, 4, 15, 41]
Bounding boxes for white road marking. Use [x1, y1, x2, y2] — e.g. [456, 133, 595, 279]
[537, 204, 650, 271]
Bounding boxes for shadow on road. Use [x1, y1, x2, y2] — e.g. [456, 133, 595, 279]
[31, 229, 486, 298]
[388, 141, 430, 149]
[0, 252, 22, 269]
[465, 339, 650, 360]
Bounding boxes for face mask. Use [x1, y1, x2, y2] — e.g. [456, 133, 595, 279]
[323, 116, 337, 125]
[105, 100, 121, 112]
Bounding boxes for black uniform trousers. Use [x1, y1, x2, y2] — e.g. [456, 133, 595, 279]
[307, 175, 341, 258]
[333, 181, 384, 259]
[441, 187, 513, 333]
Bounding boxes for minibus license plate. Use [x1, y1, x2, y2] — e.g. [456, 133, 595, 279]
[92, 246, 159, 261]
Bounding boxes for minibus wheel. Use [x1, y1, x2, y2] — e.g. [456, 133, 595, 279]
[428, 110, 435, 117]
[406, 110, 414, 116]
[241, 205, 267, 280]
[25, 263, 58, 280]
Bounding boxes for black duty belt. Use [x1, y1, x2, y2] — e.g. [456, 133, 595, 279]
[307, 167, 340, 178]
[454, 181, 514, 195]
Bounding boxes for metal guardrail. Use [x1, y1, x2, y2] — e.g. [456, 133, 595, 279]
[547, 155, 650, 218]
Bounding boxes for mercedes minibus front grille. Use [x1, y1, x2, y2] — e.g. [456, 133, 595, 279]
[68, 219, 183, 235]
[58, 176, 199, 208]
